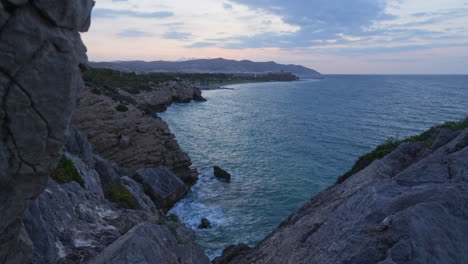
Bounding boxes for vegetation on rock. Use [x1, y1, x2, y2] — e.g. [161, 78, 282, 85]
[108, 183, 138, 209]
[82, 67, 299, 95]
[51, 157, 85, 187]
[337, 117, 468, 184]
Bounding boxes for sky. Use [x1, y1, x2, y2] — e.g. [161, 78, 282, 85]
[83, 0, 468, 74]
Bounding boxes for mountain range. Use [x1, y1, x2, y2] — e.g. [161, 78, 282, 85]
[90, 58, 321, 79]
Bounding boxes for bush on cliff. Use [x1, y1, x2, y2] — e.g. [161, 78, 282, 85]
[108, 183, 138, 209]
[337, 117, 468, 184]
[51, 157, 85, 187]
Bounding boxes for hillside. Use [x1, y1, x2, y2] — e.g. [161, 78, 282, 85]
[90, 58, 321, 79]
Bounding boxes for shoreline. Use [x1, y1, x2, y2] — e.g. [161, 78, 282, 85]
[200, 78, 314, 90]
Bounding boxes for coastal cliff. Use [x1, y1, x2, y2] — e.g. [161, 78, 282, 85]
[0, 0, 93, 263]
[0, 1, 211, 263]
[222, 120, 468, 264]
[72, 84, 199, 185]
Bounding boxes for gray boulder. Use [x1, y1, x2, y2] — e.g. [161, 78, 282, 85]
[89, 222, 210, 264]
[121, 176, 158, 214]
[133, 167, 188, 212]
[212, 244, 251, 264]
[0, 0, 93, 262]
[231, 129, 468, 264]
[65, 127, 95, 166]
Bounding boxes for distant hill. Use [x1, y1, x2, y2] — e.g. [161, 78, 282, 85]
[90, 58, 321, 79]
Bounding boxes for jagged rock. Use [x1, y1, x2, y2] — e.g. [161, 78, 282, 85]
[193, 88, 207, 102]
[32, 0, 94, 31]
[65, 152, 104, 198]
[0, 0, 93, 262]
[197, 218, 211, 229]
[65, 127, 95, 166]
[230, 129, 468, 264]
[432, 128, 460, 149]
[214, 166, 231, 181]
[89, 222, 210, 264]
[72, 85, 198, 184]
[93, 155, 124, 194]
[121, 176, 158, 214]
[23, 179, 158, 264]
[212, 244, 251, 264]
[133, 167, 188, 213]
[122, 80, 206, 112]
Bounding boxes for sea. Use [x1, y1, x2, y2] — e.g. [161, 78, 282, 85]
[159, 75, 468, 258]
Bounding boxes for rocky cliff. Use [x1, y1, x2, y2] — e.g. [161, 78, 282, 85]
[22, 128, 210, 264]
[0, 1, 93, 263]
[226, 124, 468, 264]
[72, 78, 202, 185]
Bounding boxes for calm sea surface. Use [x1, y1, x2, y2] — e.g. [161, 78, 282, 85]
[160, 75, 468, 258]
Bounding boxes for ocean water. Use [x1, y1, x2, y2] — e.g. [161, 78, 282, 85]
[159, 75, 468, 258]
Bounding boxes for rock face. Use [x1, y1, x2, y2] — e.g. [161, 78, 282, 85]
[214, 166, 232, 181]
[89, 222, 210, 264]
[22, 128, 209, 263]
[133, 167, 188, 213]
[0, 1, 93, 263]
[230, 129, 468, 264]
[212, 244, 251, 264]
[127, 80, 206, 112]
[72, 85, 198, 184]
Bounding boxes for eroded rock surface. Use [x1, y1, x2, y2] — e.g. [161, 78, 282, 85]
[133, 167, 188, 213]
[72, 85, 198, 184]
[0, 1, 93, 263]
[230, 129, 468, 264]
[23, 128, 209, 263]
[89, 222, 210, 264]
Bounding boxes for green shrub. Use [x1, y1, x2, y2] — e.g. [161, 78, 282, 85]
[115, 104, 129, 112]
[51, 157, 85, 187]
[337, 138, 401, 184]
[337, 117, 468, 184]
[108, 183, 138, 209]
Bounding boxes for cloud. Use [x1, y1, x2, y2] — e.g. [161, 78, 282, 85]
[185, 42, 217, 48]
[223, 2, 233, 9]
[163, 31, 193, 40]
[117, 29, 153, 37]
[92, 8, 174, 19]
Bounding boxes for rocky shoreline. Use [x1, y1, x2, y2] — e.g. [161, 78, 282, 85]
[2, 1, 467, 264]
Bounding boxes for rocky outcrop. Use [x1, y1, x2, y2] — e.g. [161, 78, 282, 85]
[72, 85, 198, 184]
[126, 80, 206, 112]
[0, 0, 93, 263]
[229, 128, 468, 264]
[212, 244, 251, 264]
[214, 166, 231, 181]
[22, 127, 209, 263]
[197, 218, 211, 229]
[133, 167, 188, 213]
[89, 222, 210, 264]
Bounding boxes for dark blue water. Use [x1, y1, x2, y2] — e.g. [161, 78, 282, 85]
[160, 75, 468, 258]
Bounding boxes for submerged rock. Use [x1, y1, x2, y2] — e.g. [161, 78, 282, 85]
[214, 166, 232, 181]
[229, 129, 468, 264]
[197, 218, 212, 229]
